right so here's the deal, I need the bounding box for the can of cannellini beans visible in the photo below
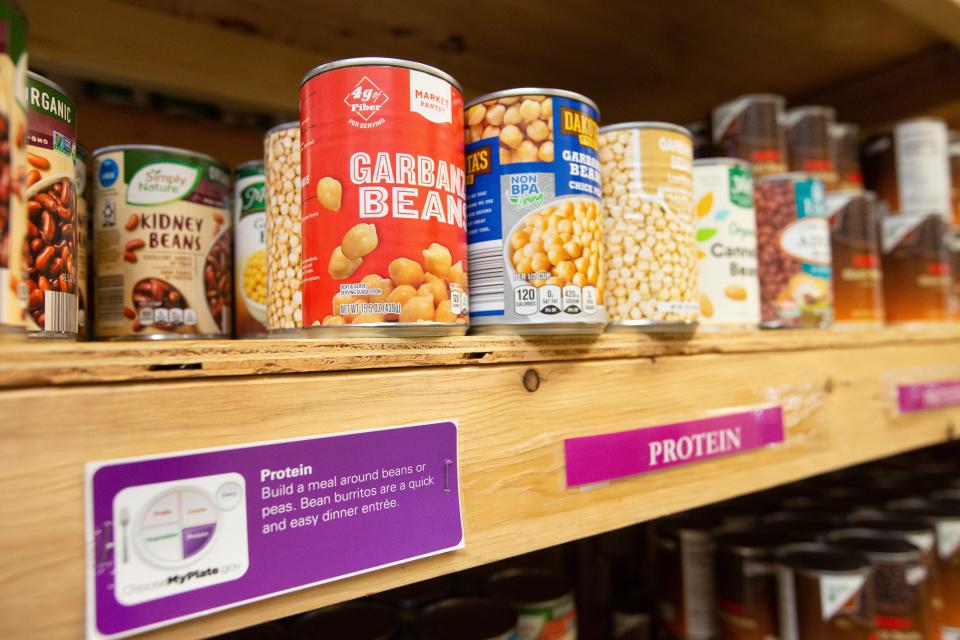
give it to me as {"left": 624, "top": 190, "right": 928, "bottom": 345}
{"left": 25, "top": 72, "right": 78, "bottom": 337}
{"left": 92, "top": 145, "right": 233, "bottom": 339}
{"left": 233, "top": 160, "right": 267, "bottom": 338}
{"left": 300, "top": 58, "right": 468, "bottom": 336}
{"left": 0, "top": 0, "right": 27, "bottom": 337}
{"left": 465, "top": 88, "right": 604, "bottom": 334}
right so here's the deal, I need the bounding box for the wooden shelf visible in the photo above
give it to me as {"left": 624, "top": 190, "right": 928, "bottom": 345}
{"left": 2, "top": 325, "right": 960, "bottom": 389}
{"left": 3, "top": 328, "right": 960, "bottom": 639}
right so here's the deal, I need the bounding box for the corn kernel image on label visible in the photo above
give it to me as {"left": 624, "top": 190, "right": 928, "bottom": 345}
{"left": 300, "top": 59, "right": 468, "bottom": 335}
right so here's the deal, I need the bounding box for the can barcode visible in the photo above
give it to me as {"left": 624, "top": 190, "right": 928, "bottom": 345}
{"left": 43, "top": 290, "right": 78, "bottom": 334}
{"left": 95, "top": 275, "right": 125, "bottom": 322}
{"left": 468, "top": 240, "right": 505, "bottom": 313}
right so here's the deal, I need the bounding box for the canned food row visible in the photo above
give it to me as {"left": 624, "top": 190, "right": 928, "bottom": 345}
{"left": 1, "top": 52, "right": 959, "bottom": 339}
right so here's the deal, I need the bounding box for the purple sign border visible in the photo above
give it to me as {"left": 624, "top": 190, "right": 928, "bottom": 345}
{"left": 564, "top": 406, "right": 785, "bottom": 487}
{"left": 85, "top": 420, "right": 463, "bottom": 639}
{"left": 897, "top": 380, "right": 960, "bottom": 413}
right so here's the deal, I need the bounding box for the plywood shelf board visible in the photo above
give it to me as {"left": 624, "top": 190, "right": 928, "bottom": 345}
{"left": 2, "top": 340, "right": 959, "bottom": 638}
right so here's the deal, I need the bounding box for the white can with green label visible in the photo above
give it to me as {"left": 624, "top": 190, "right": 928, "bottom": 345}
{"left": 233, "top": 160, "right": 267, "bottom": 338}
{"left": 693, "top": 158, "right": 761, "bottom": 330}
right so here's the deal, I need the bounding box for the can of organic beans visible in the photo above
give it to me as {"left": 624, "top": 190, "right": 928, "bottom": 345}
{"left": 300, "top": 58, "right": 468, "bottom": 335}
{"left": 0, "top": 0, "right": 26, "bottom": 337}
{"left": 418, "top": 598, "right": 519, "bottom": 640}
{"left": 829, "top": 531, "right": 931, "bottom": 639}
{"left": 599, "top": 122, "right": 697, "bottom": 331}
{"left": 264, "top": 121, "right": 302, "bottom": 333}
{"left": 785, "top": 106, "right": 838, "bottom": 189}
{"left": 233, "top": 160, "right": 267, "bottom": 338}
{"left": 832, "top": 123, "right": 864, "bottom": 190}
{"left": 754, "top": 172, "right": 833, "bottom": 328}
{"left": 465, "top": 88, "right": 604, "bottom": 334}
{"left": 826, "top": 189, "right": 884, "bottom": 326}
{"left": 863, "top": 117, "right": 952, "bottom": 219}
{"left": 712, "top": 94, "right": 788, "bottom": 178}
{"left": 880, "top": 212, "right": 953, "bottom": 324}
{"left": 25, "top": 72, "right": 78, "bottom": 338}
{"left": 92, "top": 145, "right": 232, "bottom": 340}
{"left": 776, "top": 543, "right": 874, "bottom": 640}
{"left": 75, "top": 143, "right": 90, "bottom": 339}
{"left": 487, "top": 569, "right": 577, "bottom": 640}
{"left": 692, "top": 158, "right": 760, "bottom": 330}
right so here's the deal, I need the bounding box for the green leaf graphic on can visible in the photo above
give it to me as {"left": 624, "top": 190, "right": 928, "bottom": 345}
{"left": 696, "top": 228, "right": 717, "bottom": 243}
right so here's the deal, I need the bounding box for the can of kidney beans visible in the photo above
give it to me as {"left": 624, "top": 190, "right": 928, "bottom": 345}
{"left": 0, "top": 0, "right": 26, "bottom": 337}
{"left": 600, "top": 122, "right": 698, "bottom": 331}
{"left": 264, "top": 121, "right": 302, "bottom": 333}
{"left": 233, "top": 160, "right": 267, "bottom": 338}
{"left": 830, "top": 531, "right": 931, "bottom": 639}
{"left": 785, "top": 106, "right": 838, "bottom": 189}
{"left": 777, "top": 543, "right": 874, "bottom": 640}
{"left": 754, "top": 172, "right": 833, "bottom": 328}
{"left": 25, "top": 72, "right": 78, "bottom": 338}
{"left": 488, "top": 569, "right": 577, "bottom": 640}
{"left": 465, "top": 88, "right": 604, "bottom": 334}
{"left": 92, "top": 145, "right": 232, "bottom": 340}
{"left": 863, "top": 117, "right": 952, "bottom": 219}
{"left": 826, "top": 189, "right": 884, "bottom": 326}
{"left": 418, "top": 598, "right": 519, "bottom": 640}
{"left": 75, "top": 143, "right": 90, "bottom": 339}
{"left": 300, "top": 58, "right": 468, "bottom": 336}
{"left": 880, "top": 212, "right": 953, "bottom": 324}
{"left": 692, "top": 158, "right": 760, "bottom": 330}
{"left": 832, "top": 122, "right": 864, "bottom": 191}
{"left": 712, "top": 94, "right": 788, "bottom": 178}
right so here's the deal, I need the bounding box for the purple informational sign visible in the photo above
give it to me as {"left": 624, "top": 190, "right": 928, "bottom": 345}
{"left": 564, "top": 406, "right": 785, "bottom": 487}
{"left": 897, "top": 381, "right": 960, "bottom": 413}
{"left": 85, "top": 421, "right": 463, "bottom": 639}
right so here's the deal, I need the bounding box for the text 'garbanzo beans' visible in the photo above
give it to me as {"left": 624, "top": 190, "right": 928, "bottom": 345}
{"left": 264, "top": 122, "right": 302, "bottom": 332}
{"left": 466, "top": 88, "right": 605, "bottom": 334}
{"left": 600, "top": 123, "right": 698, "bottom": 329}
{"left": 300, "top": 58, "right": 468, "bottom": 336}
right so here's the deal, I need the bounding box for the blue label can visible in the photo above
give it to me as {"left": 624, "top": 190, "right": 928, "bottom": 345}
{"left": 465, "top": 88, "right": 606, "bottom": 334}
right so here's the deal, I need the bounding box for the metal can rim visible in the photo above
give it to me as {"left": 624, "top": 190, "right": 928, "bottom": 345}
{"left": 466, "top": 88, "right": 599, "bottom": 116}
{"left": 693, "top": 157, "right": 751, "bottom": 170}
{"left": 755, "top": 170, "right": 821, "bottom": 184}
{"left": 266, "top": 121, "right": 299, "bottom": 137}
{"left": 785, "top": 105, "right": 837, "bottom": 119}
{"left": 301, "top": 57, "right": 463, "bottom": 94}
{"left": 894, "top": 115, "right": 948, "bottom": 129}
{"left": 825, "top": 188, "right": 876, "bottom": 201}
{"left": 27, "top": 71, "right": 74, "bottom": 106}
{"left": 714, "top": 93, "right": 786, "bottom": 109}
{"left": 599, "top": 121, "right": 691, "bottom": 138}
{"left": 92, "top": 144, "right": 229, "bottom": 171}
{"left": 235, "top": 159, "right": 264, "bottom": 172}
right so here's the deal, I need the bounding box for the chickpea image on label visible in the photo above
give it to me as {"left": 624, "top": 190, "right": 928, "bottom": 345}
{"left": 317, "top": 176, "right": 342, "bottom": 212}
{"left": 507, "top": 199, "right": 604, "bottom": 297}
{"left": 328, "top": 245, "right": 362, "bottom": 279}
{"left": 389, "top": 257, "right": 425, "bottom": 288}
{"left": 423, "top": 243, "right": 452, "bottom": 278}
{"left": 341, "top": 222, "right": 379, "bottom": 260}
{"left": 465, "top": 95, "right": 555, "bottom": 164}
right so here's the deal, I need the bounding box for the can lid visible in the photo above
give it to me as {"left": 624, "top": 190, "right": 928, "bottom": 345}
{"left": 693, "top": 157, "right": 752, "bottom": 170}
{"left": 714, "top": 93, "right": 786, "bottom": 111}
{"left": 777, "top": 542, "right": 871, "bottom": 574}
{"left": 466, "top": 88, "right": 599, "bottom": 116}
{"left": 599, "top": 121, "right": 691, "bottom": 138}
{"left": 418, "top": 598, "right": 518, "bottom": 640}
{"left": 755, "top": 170, "right": 821, "bottom": 184}
{"left": 301, "top": 57, "right": 463, "bottom": 94}
{"left": 27, "top": 71, "right": 73, "bottom": 104}
{"left": 266, "top": 121, "right": 299, "bottom": 137}
{"left": 846, "top": 516, "right": 934, "bottom": 537}
{"left": 895, "top": 115, "right": 948, "bottom": 129}
{"left": 829, "top": 529, "right": 923, "bottom": 561}
{"left": 889, "top": 497, "right": 960, "bottom": 521}
{"left": 831, "top": 122, "right": 860, "bottom": 136}
{"left": 655, "top": 510, "right": 724, "bottom": 535}
{"left": 784, "top": 105, "right": 837, "bottom": 122}
{"left": 714, "top": 530, "right": 811, "bottom": 557}
{"left": 91, "top": 144, "right": 229, "bottom": 169}
{"left": 487, "top": 569, "right": 572, "bottom": 606}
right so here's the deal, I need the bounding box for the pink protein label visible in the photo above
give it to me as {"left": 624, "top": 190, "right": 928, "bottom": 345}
{"left": 564, "top": 406, "right": 784, "bottom": 487}
{"left": 897, "top": 381, "right": 960, "bottom": 413}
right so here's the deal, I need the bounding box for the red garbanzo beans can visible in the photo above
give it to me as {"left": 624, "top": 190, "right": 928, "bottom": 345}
{"left": 300, "top": 57, "right": 469, "bottom": 336}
